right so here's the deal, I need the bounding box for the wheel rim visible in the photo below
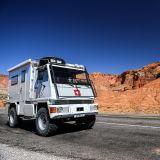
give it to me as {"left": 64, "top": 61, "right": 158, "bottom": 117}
{"left": 38, "top": 113, "right": 47, "bottom": 131}
{"left": 9, "top": 111, "right": 14, "bottom": 125}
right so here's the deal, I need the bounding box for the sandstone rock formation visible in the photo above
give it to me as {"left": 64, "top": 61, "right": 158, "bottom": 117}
{"left": 0, "top": 75, "right": 8, "bottom": 107}
{"left": 90, "top": 62, "right": 160, "bottom": 113}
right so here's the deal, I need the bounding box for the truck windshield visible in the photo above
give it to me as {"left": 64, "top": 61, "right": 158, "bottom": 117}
{"left": 51, "top": 66, "right": 90, "bottom": 85}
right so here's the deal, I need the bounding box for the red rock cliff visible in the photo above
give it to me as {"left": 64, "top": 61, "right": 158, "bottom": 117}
{"left": 0, "top": 75, "right": 8, "bottom": 107}
{"left": 90, "top": 62, "right": 160, "bottom": 113}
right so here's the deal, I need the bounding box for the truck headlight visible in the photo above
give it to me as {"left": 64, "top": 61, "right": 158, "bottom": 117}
{"left": 57, "top": 107, "right": 69, "bottom": 113}
{"left": 90, "top": 105, "right": 98, "bottom": 111}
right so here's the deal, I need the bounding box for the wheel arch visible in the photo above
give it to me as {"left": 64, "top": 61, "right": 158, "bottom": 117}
{"left": 37, "top": 102, "right": 49, "bottom": 113}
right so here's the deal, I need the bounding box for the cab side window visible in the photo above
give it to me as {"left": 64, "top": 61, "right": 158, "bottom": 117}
{"left": 37, "top": 70, "right": 48, "bottom": 82}
{"left": 43, "top": 70, "right": 48, "bottom": 82}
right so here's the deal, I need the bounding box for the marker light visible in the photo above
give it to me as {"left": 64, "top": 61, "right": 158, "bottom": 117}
{"left": 50, "top": 107, "right": 57, "bottom": 113}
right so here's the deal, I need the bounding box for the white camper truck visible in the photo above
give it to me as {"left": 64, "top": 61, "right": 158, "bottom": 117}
{"left": 7, "top": 57, "right": 98, "bottom": 136}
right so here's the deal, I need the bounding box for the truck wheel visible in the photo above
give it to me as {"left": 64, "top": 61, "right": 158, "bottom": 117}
{"left": 8, "top": 107, "right": 19, "bottom": 128}
{"left": 76, "top": 115, "right": 96, "bottom": 129}
{"left": 85, "top": 116, "right": 96, "bottom": 129}
{"left": 35, "top": 108, "right": 57, "bottom": 137}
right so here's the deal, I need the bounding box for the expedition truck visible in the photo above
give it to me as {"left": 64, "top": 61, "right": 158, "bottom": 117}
{"left": 6, "top": 57, "right": 98, "bottom": 136}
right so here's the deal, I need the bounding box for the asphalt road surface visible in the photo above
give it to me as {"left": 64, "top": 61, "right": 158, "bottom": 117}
{"left": 0, "top": 109, "right": 160, "bottom": 160}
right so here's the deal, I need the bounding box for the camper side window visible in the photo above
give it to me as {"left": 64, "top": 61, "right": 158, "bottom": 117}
{"left": 21, "top": 70, "right": 26, "bottom": 83}
{"left": 11, "top": 75, "right": 18, "bottom": 85}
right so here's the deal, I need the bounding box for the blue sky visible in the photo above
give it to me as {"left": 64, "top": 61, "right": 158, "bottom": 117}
{"left": 0, "top": 0, "right": 159, "bottom": 75}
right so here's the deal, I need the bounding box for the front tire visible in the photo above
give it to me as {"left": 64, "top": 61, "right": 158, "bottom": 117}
{"left": 8, "top": 107, "right": 19, "bottom": 128}
{"left": 76, "top": 115, "right": 96, "bottom": 129}
{"left": 35, "top": 108, "right": 58, "bottom": 137}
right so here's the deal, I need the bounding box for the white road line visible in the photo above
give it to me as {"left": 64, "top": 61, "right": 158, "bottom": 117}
{"left": 96, "top": 122, "right": 160, "bottom": 129}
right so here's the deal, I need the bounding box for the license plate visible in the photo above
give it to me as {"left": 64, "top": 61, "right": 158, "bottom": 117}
{"left": 74, "top": 114, "right": 85, "bottom": 118}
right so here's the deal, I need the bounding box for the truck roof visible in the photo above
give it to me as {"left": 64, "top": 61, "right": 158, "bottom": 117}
{"left": 8, "top": 59, "right": 38, "bottom": 72}
{"left": 8, "top": 59, "right": 85, "bottom": 72}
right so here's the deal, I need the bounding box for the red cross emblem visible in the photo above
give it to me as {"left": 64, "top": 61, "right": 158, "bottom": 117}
{"left": 74, "top": 89, "right": 81, "bottom": 96}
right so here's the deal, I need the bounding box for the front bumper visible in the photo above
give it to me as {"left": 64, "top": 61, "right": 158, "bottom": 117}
{"left": 51, "top": 112, "right": 97, "bottom": 120}
{"left": 48, "top": 103, "right": 98, "bottom": 119}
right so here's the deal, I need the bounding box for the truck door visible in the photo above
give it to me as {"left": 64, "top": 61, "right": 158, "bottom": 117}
{"left": 35, "top": 67, "right": 50, "bottom": 98}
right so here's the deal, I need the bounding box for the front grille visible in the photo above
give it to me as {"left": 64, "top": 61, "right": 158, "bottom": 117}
{"left": 54, "top": 100, "right": 93, "bottom": 105}
{"left": 77, "top": 107, "right": 84, "bottom": 111}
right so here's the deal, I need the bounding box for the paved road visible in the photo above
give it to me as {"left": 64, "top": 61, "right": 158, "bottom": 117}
{"left": 0, "top": 109, "right": 160, "bottom": 160}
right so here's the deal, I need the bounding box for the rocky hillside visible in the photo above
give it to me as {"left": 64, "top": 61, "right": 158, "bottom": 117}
{"left": 0, "top": 75, "right": 8, "bottom": 107}
{"left": 90, "top": 62, "right": 160, "bottom": 113}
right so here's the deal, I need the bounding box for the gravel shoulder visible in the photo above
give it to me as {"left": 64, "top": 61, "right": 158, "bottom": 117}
{"left": 0, "top": 143, "right": 73, "bottom": 160}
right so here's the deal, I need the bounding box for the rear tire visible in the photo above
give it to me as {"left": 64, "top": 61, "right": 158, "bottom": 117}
{"left": 35, "top": 108, "right": 58, "bottom": 137}
{"left": 8, "top": 107, "right": 19, "bottom": 128}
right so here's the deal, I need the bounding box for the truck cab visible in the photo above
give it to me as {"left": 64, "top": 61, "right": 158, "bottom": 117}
{"left": 7, "top": 57, "right": 98, "bottom": 136}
